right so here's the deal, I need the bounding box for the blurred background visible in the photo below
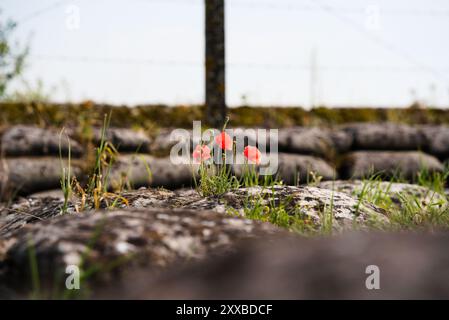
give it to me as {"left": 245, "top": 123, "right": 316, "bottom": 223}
{"left": 1, "top": 0, "right": 449, "bottom": 108}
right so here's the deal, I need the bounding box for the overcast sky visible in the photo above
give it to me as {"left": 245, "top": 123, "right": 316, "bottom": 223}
{"left": 2, "top": 0, "right": 449, "bottom": 107}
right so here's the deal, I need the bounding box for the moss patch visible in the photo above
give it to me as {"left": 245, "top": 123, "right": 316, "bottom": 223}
{"left": 2, "top": 102, "right": 449, "bottom": 130}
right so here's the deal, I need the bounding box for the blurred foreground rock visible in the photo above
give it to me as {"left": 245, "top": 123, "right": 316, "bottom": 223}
{"left": 106, "top": 232, "right": 449, "bottom": 299}
{"left": 0, "top": 207, "right": 282, "bottom": 297}
{"left": 0, "top": 181, "right": 437, "bottom": 299}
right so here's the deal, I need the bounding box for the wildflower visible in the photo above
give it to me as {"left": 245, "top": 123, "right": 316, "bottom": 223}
{"left": 192, "top": 144, "right": 211, "bottom": 163}
{"left": 243, "top": 146, "right": 262, "bottom": 164}
{"left": 215, "top": 131, "right": 233, "bottom": 150}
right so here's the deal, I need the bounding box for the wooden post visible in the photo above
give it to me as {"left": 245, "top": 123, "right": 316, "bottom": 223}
{"left": 205, "top": 0, "right": 226, "bottom": 127}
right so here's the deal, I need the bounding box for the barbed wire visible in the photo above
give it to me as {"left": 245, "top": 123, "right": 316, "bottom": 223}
{"left": 311, "top": 0, "right": 449, "bottom": 84}
{"left": 14, "top": 0, "right": 449, "bottom": 24}
{"left": 12, "top": 0, "right": 449, "bottom": 84}
{"left": 17, "top": 0, "right": 67, "bottom": 24}
{"left": 134, "top": 0, "right": 449, "bottom": 17}
{"left": 30, "top": 54, "right": 449, "bottom": 73}
{"left": 226, "top": 0, "right": 449, "bottom": 17}
{"left": 31, "top": 54, "right": 200, "bottom": 66}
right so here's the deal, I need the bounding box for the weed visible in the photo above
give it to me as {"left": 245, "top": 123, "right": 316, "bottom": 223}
{"left": 416, "top": 164, "right": 449, "bottom": 194}
{"left": 194, "top": 118, "right": 240, "bottom": 196}
{"left": 229, "top": 188, "right": 293, "bottom": 228}
{"left": 59, "top": 128, "right": 72, "bottom": 214}
{"left": 194, "top": 118, "right": 282, "bottom": 196}
{"left": 59, "top": 113, "right": 129, "bottom": 211}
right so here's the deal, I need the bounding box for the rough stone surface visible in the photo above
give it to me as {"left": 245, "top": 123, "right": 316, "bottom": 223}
{"left": 0, "top": 207, "right": 282, "bottom": 296}
{"left": 106, "top": 232, "right": 449, "bottom": 299}
{"left": 0, "top": 197, "right": 68, "bottom": 237}
{"left": 318, "top": 180, "right": 447, "bottom": 209}
{"left": 340, "top": 151, "right": 444, "bottom": 180}
{"left": 0, "top": 183, "right": 391, "bottom": 297}
{"left": 123, "top": 187, "right": 202, "bottom": 209}
{"left": 181, "top": 186, "right": 389, "bottom": 230}
{"left": 0, "top": 188, "right": 184, "bottom": 237}
{"left": 1, "top": 125, "right": 83, "bottom": 157}
{"left": 0, "top": 185, "right": 389, "bottom": 239}
{"left": 0, "top": 157, "right": 82, "bottom": 196}
{"left": 131, "top": 186, "right": 390, "bottom": 230}
{"left": 343, "top": 123, "right": 426, "bottom": 151}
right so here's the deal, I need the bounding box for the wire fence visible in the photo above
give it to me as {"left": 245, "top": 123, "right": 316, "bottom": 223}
{"left": 6, "top": 0, "right": 449, "bottom": 107}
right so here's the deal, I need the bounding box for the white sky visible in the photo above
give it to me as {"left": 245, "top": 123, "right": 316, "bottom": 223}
{"left": 2, "top": 0, "right": 449, "bottom": 107}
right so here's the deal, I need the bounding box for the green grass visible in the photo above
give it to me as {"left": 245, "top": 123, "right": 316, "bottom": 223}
{"left": 59, "top": 128, "right": 72, "bottom": 214}
{"left": 222, "top": 164, "right": 449, "bottom": 236}
{"left": 188, "top": 120, "right": 449, "bottom": 235}
{"left": 341, "top": 168, "right": 449, "bottom": 232}
{"left": 225, "top": 184, "right": 339, "bottom": 236}
{"left": 59, "top": 112, "right": 129, "bottom": 212}
{"left": 195, "top": 163, "right": 240, "bottom": 197}
{"left": 55, "top": 113, "right": 449, "bottom": 235}
{"left": 416, "top": 163, "right": 449, "bottom": 195}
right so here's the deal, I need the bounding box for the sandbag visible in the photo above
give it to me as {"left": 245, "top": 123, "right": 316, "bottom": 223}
{"left": 0, "top": 157, "right": 82, "bottom": 196}
{"left": 232, "top": 153, "right": 336, "bottom": 185}
{"left": 343, "top": 123, "right": 426, "bottom": 150}
{"left": 1, "top": 125, "right": 83, "bottom": 157}
{"left": 419, "top": 125, "right": 449, "bottom": 158}
{"left": 107, "top": 154, "right": 195, "bottom": 189}
{"left": 91, "top": 127, "right": 151, "bottom": 153}
{"left": 278, "top": 127, "right": 352, "bottom": 158}
{"left": 340, "top": 151, "right": 443, "bottom": 180}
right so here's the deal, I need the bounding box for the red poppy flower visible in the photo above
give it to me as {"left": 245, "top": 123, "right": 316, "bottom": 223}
{"left": 215, "top": 131, "right": 233, "bottom": 150}
{"left": 192, "top": 144, "right": 211, "bottom": 163}
{"left": 243, "top": 146, "right": 262, "bottom": 164}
